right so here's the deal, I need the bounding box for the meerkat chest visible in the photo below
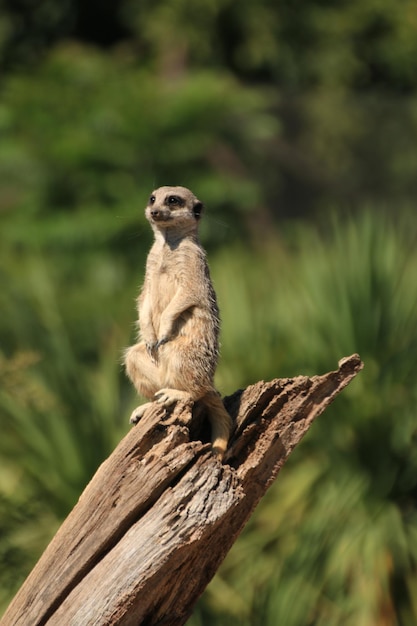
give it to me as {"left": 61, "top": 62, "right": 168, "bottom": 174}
{"left": 149, "top": 247, "right": 182, "bottom": 305}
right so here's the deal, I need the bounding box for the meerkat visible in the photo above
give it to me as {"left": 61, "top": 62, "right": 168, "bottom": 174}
{"left": 124, "top": 186, "right": 232, "bottom": 459}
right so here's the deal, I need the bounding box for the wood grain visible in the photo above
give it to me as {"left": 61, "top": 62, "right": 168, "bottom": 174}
{"left": 1, "top": 354, "right": 363, "bottom": 626}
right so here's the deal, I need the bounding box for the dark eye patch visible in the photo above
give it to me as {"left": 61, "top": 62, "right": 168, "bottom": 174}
{"left": 149, "top": 195, "right": 156, "bottom": 205}
{"left": 166, "top": 195, "right": 185, "bottom": 207}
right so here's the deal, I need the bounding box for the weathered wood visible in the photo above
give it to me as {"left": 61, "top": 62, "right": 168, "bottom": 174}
{"left": 1, "top": 354, "right": 363, "bottom": 626}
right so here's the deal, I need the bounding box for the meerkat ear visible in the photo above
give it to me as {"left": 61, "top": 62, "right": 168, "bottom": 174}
{"left": 193, "top": 201, "right": 203, "bottom": 220}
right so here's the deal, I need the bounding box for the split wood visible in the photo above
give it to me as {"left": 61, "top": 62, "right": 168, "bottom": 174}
{"left": 1, "top": 353, "right": 363, "bottom": 626}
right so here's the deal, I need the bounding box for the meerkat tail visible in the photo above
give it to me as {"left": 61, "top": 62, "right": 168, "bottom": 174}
{"left": 202, "top": 391, "right": 233, "bottom": 460}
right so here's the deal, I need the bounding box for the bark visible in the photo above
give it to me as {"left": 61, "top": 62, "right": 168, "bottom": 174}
{"left": 1, "top": 354, "right": 363, "bottom": 626}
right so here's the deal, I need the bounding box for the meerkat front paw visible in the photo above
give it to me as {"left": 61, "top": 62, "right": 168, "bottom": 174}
{"left": 129, "top": 402, "right": 153, "bottom": 424}
{"left": 154, "top": 388, "right": 192, "bottom": 407}
{"left": 145, "top": 337, "right": 170, "bottom": 362}
{"left": 145, "top": 341, "right": 159, "bottom": 363}
{"left": 155, "top": 336, "right": 169, "bottom": 349}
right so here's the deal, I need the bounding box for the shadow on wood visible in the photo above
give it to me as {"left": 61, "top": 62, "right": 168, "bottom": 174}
{"left": 1, "top": 354, "right": 363, "bottom": 626}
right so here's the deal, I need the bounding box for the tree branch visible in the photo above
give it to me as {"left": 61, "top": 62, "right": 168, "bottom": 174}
{"left": 1, "top": 354, "right": 363, "bottom": 626}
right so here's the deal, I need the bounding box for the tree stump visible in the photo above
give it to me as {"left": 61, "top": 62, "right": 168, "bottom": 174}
{"left": 1, "top": 354, "right": 363, "bottom": 626}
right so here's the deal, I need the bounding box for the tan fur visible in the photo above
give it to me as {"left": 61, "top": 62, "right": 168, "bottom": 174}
{"left": 124, "top": 186, "right": 232, "bottom": 459}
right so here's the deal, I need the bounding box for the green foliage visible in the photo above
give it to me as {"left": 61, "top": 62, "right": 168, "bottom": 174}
{"left": 0, "top": 44, "right": 275, "bottom": 254}
{"left": 189, "top": 211, "right": 417, "bottom": 626}
{"left": 123, "top": 0, "right": 417, "bottom": 90}
{"left": 0, "top": 485, "right": 59, "bottom": 613}
{"left": 5, "top": 0, "right": 417, "bottom": 91}
{"left": 0, "top": 242, "right": 133, "bottom": 610}
{"left": 0, "top": 257, "right": 129, "bottom": 513}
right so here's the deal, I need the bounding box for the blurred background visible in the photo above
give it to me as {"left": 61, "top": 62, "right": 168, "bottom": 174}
{"left": 1, "top": 0, "right": 417, "bottom": 623}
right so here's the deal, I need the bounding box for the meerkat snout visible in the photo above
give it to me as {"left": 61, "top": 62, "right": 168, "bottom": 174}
{"left": 150, "top": 209, "right": 164, "bottom": 220}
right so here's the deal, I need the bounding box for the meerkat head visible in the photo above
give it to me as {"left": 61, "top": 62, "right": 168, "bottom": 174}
{"left": 145, "top": 186, "right": 203, "bottom": 234}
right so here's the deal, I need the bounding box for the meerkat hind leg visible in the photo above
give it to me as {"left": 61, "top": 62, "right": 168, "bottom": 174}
{"left": 154, "top": 388, "right": 193, "bottom": 407}
{"left": 129, "top": 402, "right": 154, "bottom": 424}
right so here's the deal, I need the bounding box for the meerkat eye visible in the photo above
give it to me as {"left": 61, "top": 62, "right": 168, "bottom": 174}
{"left": 149, "top": 195, "right": 156, "bottom": 205}
{"left": 168, "top": 195, "right": 181, "bottom": 206}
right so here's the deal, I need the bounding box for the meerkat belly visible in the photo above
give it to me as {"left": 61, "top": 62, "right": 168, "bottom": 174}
{"left": 174, "top": 307, "right": 208, "bottom": 339}
{"left": 159, "top": 306, "right": 219, "bottom": 392}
